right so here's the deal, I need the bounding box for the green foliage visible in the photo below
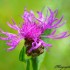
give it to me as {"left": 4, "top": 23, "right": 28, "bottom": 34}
{"left": 26, "top": 59, "right": 30, "bottom": 70}
{"left": 31, "top": 57, "right": 38, "bottom": 70}
{"left": 19, "top": 46, "right": 26, "bottom": 62}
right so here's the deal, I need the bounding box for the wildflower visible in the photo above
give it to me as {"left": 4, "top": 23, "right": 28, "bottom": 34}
{"left": 0, "top": 8, "right": 70, "bottom": 56}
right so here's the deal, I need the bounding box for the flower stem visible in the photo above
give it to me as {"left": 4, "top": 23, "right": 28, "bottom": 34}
{"left": 26, "top": 59, "right": 30, "bottom": 70}
{"left": 31, "top": 57, "right": 38, "bottom": 70}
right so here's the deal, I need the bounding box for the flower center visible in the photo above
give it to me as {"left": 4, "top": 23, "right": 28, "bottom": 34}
{"left": 25, "top": 38, "right": 44, "bottom": 57}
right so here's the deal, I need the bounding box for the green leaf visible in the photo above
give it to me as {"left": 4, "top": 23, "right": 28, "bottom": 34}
{"left": 19, "top": 46, "right": 26, "bottom": 62}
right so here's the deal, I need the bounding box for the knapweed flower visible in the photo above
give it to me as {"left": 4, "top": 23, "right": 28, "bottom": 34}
{"left": 0, "top": 8, "right": 70, "bottom": 56}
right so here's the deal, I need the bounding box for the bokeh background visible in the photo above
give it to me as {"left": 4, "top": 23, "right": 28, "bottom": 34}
{"left": 0, "top": 0, "right": 70, "bottom": 70}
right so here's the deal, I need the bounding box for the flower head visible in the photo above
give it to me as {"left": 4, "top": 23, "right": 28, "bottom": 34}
{"left": 0, "top": 8, "right": 70, "bottom": 56}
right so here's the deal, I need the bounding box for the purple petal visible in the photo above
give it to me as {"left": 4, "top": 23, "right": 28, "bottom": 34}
{"left": 46, "top": 32, "right": 70, "bottom": 39}
{"left": 0, "top": 29, "right": 21, "bottom": 50}
{"left": 47, "top": 8, "right": 54, "bottom": 25}
{"left": 0, "top": 29, "right": 17, "bottom": 38}
{"left": 54, "top": 9, "right": 58, "bottom": 16}
{"left": 37, "top": 11, "right": 44, "bottom": 22}
{"left": 41, "top": 40, "right": 52, "bottom": 47}
{"left": 51, "top": 30, "right": 56, "bottom": 35}
{"left": 53, "top": 20, "right": 66, "bottom": 28}
{"left": 7, "top": 38, "right": 21, "bottom": 51}
{"left": 7, "top": 22, "right": 20, "bottom": 31}
{"left": 51, "top": 16, "right": 63, "bottom": 28}
{"left": 22, "top": 10, "right": 35, "bottom": 23}
{"left": 0, "top": 37, "right": 9, "bottom": 40}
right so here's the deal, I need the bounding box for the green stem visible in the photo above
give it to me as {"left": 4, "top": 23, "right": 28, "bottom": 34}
{"left": 31, "top": 57, "right": 38, "bottom": 70}
{"left": 26, "top": 59, "right": 30, "bottom": 70}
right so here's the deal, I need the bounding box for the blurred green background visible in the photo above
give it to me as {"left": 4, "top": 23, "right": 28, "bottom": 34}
{"left": 0, "top": 0, "right": 70, "bottom": 70}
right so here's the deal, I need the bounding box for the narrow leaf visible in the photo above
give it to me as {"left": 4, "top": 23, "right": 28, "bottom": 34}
{"left": 19, "top": 46, "right": 26, "bottom": 62}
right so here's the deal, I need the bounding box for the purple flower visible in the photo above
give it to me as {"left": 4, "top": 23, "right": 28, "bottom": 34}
{"left": 0, "top": 8, "right": 70, "bottom": 56}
